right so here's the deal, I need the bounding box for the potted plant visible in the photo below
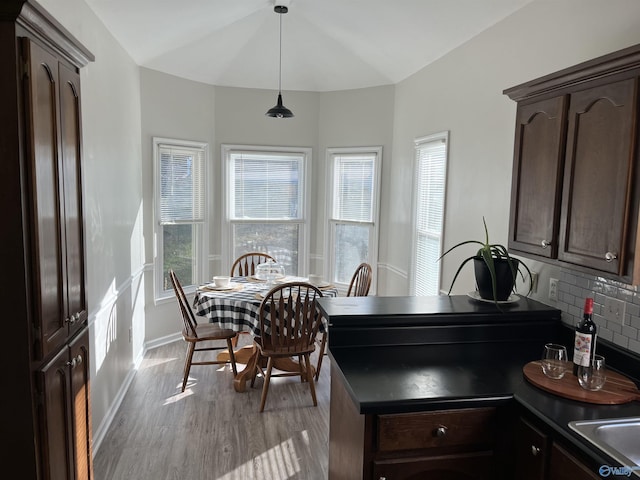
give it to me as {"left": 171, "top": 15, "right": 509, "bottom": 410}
{"left": 438, "top": 217, "right": 533, "bottom": 303}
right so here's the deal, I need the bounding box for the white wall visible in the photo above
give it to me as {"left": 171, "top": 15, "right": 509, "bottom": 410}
{"left": 38, "top": 0, "right": 144, "bottom": 451}
{"left": 139, "top": 68, "right": 216, "bottom": 342}
{"left": 388, "top": 0, "right": 640, "bottom": 297}
{"left": 213, "top": 86, "right": 321, "bottom": 275}
{"left": 317, "top": 86, "right": 395, "bottom": 288}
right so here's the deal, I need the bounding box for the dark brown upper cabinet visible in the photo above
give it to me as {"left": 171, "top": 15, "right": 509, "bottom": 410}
{"left": 504, "top": 44, "right": 640, "bottom": 284}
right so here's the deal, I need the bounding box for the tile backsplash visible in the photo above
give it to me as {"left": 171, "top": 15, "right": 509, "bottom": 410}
{"left": 552, "top": 270, "right": 640, "bottom": 355}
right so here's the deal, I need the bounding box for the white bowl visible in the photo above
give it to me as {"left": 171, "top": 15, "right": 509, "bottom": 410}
{"left": 213, "top": 276, "right": 230, "bottom": 288}
{"left": 308, "top": 274, "right": 323, "bottom": 286}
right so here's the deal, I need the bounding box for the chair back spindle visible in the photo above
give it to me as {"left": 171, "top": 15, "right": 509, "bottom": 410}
{"left": 347, "top": 262, "right": 373, "bottom": 297}
{"left": 231, "top": 252, "right": 276, "bottom": 277}
{"left": 169, "top": 270, "right": 199, "bottom": 338}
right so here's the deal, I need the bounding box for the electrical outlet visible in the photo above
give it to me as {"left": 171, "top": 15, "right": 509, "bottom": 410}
{"left": 549, "top": 278, "right": 558, "bottom": 301}
{"left": 604, "top": 297, "right": 626, "bottom": 325}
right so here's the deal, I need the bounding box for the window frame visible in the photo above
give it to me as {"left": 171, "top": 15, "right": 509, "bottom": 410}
{"left": 410, "top": 131, "right": 449, "bottom": 296}
{"left": 153, "top": 137, "right": 209, "bottom": 302}
{"left": 325, "top": 146, "right": 382, "bottom": 293}
{"left": 221, "top": 144, "right": 311, "bottom": 276}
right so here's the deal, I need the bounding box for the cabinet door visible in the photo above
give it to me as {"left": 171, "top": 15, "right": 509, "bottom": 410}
{"left": 549, "top": 443, "right": 600, "bottom": 480}
{"left": 509, "top": 96, "right": 567, "bottom": 258}
{"left": 558, "top": 79, "right": 637, "bottom": 274}
{"left": 39, "top": 345, "right": 75, "bottom": 480}
{"left": 58, "top": 63, "right": 87, "bottom": 337}
{"left": 23, "top": 38, "right": 66, "bottom": 359}
{"left": 38, "top": 328, "right": 92, "bottom": 480}
{"left": 514, "top": 417, "right": 549, "bottom": 480}
{"left": 69, "top": 329, "right": 93, "bottom": 480}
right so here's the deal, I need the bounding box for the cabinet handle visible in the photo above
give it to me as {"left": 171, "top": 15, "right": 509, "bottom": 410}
{"left": 531, "top": 445, "right": 541, "bottom": 456}
{"left": 605, "top": 252, "right": 618, "bottom": 262}
{"left": 64, "top": 316, "right": 70, "bottom": 325}
{"left": 435, "top": 426, "right": 448, "bottom": 437}
{"left": 66, "top": 355, "right": 83, "bottom": 369}
{"left": 541, "top": 240, "right": 551, "bottom": 249}
{"left": 69, "top": 314, "right": 76, "bottom": 324}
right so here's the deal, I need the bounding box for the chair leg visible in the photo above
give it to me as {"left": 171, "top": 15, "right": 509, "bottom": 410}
{"left": 315, "top": 332, "right": 327, "bottom": 381}
{"left": 298, "top": 355, "right": 305, "bottom": 383}
{"left": 304, "top": 354, "right": 318, "bottom": 407}
{"left": 226, "top": 338, "right": 238, "bottom": 375}
{"left": 231, "top": 333, "right": 240, "bottom": 348}
{"left": 259, "top": 357, "right": 274, "bottom": 413}
{"left": 182, "top": 341, "right": 196, "bottom": 392}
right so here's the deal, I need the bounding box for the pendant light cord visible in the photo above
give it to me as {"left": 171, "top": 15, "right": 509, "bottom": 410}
{"left": 278, "top": 12, "right": 283, "bottom": 94}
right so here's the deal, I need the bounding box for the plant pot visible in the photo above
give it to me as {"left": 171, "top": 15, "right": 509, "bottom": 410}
{"left": 473, "top": 256, "right": 518, "bottom": 301}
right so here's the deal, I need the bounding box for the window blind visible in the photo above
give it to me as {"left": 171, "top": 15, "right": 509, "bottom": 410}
{"left": 159, "top": 144, "right": 205, "bottom": 224}
{"left": 332, "top": 153, "right": 375, "bottom": 222}
{"left": 414, "top": 136, "right": 447, "bottom": 296}
{"left": 229, "top": 152, "right": 303, "bottom": 220}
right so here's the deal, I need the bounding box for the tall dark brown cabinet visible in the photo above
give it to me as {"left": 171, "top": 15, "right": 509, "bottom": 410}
{"left": 0, "top": 1, "right": 94, "bottom": 479}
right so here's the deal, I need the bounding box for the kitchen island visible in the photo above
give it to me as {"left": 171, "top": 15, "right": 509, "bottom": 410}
{"left": 317, "top": 295, "right": 640, "bottom": 480}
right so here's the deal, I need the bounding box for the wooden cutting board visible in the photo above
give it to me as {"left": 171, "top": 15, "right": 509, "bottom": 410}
{"left": 523, "top": 360, "right": 640, "bottom": 405}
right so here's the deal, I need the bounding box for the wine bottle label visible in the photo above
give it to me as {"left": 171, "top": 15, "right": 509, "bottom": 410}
{"left": 573, "top": 332, "right": 593, "bottom": 367}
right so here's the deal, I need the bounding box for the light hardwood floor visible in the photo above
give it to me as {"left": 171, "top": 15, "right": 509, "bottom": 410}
{"left": 93, "top": 337, "right": 330, "bottom": 479}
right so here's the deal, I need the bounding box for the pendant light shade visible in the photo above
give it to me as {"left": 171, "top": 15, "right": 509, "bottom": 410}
{"left": 266, "top": 5, "right": 294, "bottom": 118}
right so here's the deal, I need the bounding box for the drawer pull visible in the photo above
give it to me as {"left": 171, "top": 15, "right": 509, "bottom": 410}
{"left": 605, "top": 251, "right": 617, "bottom": 262}
{"left": 541, "top": 240, "right": 551, "bottom": 249}
{"left": 435, "top": 426, "right": 448, "bottom": 437}
{"left": 531, "top": 445, "right": 541, "bottom": 456}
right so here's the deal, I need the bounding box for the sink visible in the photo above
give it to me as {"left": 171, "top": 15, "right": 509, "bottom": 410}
{"left": 569, "top": 417, "right": 640, "bottom": 476}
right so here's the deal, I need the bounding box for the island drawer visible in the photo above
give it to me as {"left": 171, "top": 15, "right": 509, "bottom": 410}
{"left": 376, "top": 407, "right": 497, "bottom": 452}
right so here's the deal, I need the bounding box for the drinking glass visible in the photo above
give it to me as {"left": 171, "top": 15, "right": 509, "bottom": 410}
{"left": 541, "top": 343, "right": 568, "bottom": 379}
{"left": 577, "top": 355, "right": 606, "bottom": 391}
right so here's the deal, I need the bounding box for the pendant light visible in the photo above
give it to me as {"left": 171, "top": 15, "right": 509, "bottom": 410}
{"left": 266, "top": 5, "right": 294, "bottom": 118}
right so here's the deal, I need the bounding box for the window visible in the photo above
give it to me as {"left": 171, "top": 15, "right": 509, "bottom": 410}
{"left": 327, "top": 147, "right": 381, "bottom": 290}
{"left": 223, "top": 145, "right": 310, "bottom": 276}
{"left": 154, "top": 138, "right": 207, "bottom": 299}
{"left": 411, "top": 132, "right": 448, "bottom": 296}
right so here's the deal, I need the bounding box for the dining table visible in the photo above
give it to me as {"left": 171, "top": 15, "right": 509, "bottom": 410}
{"left": 193, "top": 275, "right": 338, "bottom": 392}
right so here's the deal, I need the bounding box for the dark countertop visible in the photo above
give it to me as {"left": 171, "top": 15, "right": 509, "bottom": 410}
{"left": 329, "top": 342, "right": 540, "bottom": 414}
{"left": 515, "top": 377, "right": 640, "bottom": 471}
{"left": 318, "top": 294, "right": 560, "bottom": 327}
{"left": 323, "top": 294, "right": 640, "bottom": 472}
{"left": 329, "top": 340, "right": 640, "bottom": 472}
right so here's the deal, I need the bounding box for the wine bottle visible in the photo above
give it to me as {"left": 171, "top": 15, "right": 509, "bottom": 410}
{"left": 573, "top": 297, "right": 597, "bottom": 375}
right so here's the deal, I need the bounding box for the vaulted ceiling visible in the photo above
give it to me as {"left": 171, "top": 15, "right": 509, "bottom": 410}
{"left": 86, "top": 0, "right": 532, "bottom": 92}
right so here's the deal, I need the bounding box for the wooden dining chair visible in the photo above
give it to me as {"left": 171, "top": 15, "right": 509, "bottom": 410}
{"left": 169, "top": 270, "right": 238, "bottom": 392}
{"left": 315, "top": 262, "right": 373, "bottom": 381}
{"left": 229, "top": 252, "right": 276, "bottom": 347}
{"left": 252, "top": 282, "right": 324, "bottom": 412}
{"left": 230, "top": 252, "right": 276, "bottom": 277}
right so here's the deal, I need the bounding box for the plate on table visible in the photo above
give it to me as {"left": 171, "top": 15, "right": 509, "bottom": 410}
{"left": 467, "top": 291, "right": 519, "bottom": 304}
{"left": 202, "top": 282, "right": 240, "bottom": 292}
{"left": 275, "top": 276, "right": 306, "bottom": 284}
{"left": 312, "top": 281, "right": 332, "bottom": 289}
{"left": 248, "top": 274, "right": 286, "bottom": 283}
